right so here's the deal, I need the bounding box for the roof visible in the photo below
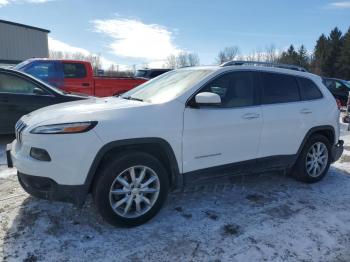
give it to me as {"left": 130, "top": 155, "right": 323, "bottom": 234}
{"left": 0, "top": 19, "right": 50, "bottom": 33}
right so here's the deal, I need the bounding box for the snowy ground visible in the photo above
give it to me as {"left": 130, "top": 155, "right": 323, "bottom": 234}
{"left": 1, "top": 126, "right": 350, "bottom": 261}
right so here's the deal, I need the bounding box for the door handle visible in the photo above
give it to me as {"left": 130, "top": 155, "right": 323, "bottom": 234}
{"left": 300, "top": 108, "right": 312, "bottom": 114}
{"left": 242, "top": 113, "right": 260, "bottom": 119}
{"left": 82, "top": 83, "right": 90, "bottom": 87}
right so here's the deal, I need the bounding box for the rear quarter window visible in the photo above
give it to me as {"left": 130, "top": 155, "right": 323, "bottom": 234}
{"left": 297, "top": 77, "right": 323, "bottom": 100}
{"left": 63, "top": 63, "right": 87, "bottom": 78}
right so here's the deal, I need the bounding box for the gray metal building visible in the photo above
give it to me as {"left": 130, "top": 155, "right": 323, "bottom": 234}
{"left": 0, "top": 19, "right": 50, "bottom": 65}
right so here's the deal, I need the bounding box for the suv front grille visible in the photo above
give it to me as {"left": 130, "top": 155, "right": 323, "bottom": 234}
{"left": 15, "top": 120, "right": 27, "bottom": 144}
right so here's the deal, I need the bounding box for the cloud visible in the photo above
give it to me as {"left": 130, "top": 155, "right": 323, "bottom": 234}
{"left": 48, "top": 37, "right": 120, "bottom": 70}
{"left": 92, "top": 18, "right": 182, "bottom": 61}
{"left": 49, "top": 37, "right": 90, "bottom": 56}
{"left": 326, "top": 1, "right": 350, "bottom": 9}
{"left": 0, "top": 0, "right": 52, "bottom": 7}
{"left": 0, "top": 0, "right": 10, "bottom": 6}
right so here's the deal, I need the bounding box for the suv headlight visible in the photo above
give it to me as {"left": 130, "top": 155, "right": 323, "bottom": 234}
{"left": 30, "top": 121, "right": 97, "bottom": 134}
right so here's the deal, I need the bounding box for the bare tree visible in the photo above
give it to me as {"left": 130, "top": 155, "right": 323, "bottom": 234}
{"left": 242, "top": 45, "right": 281, "bottom": 63}
{"left": 187, "top": 53, "right": 200, "bottom": 66}
{"left": 165, "top": 55, "right": 177, "bottom": 69}
{"left": 164, "top": 52, "right": 200, "bottom": 69}
{"left": 177, "top": 52, "right": 189, "bottom": 68}
{"left": 265, "top": 45, "right": 279, "bottom": 63}
{"left": 49, "top": 50, "right": 102, "bottom": 74}
{"left": 216, "top": 46, "right": 240, "bottom": 64}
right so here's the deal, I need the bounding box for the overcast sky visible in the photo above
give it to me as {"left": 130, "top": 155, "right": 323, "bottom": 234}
{"left": 0, "top": 0, "right": 350, "bottom": 69}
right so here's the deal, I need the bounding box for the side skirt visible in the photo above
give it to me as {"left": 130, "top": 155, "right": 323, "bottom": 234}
{"left": 182, "top": 155, "right": 297, "bottom": 185}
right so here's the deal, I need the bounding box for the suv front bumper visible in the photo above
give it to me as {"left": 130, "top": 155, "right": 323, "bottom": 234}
{"left": 332, "top": 140, "right": 344, "bottom": 162}
{"left": 17, "top": 172, "right": 88, "bottom": 206}
{"left": 7, "top": 142, "right": 89, "bottom": 206}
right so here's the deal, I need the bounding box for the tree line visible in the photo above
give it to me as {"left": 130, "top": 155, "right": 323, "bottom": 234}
{"left": 214, "top": 26, "right": 350, "bottom": 80}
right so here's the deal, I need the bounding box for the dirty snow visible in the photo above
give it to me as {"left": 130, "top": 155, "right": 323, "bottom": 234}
{"left": 1, "top": 124, "right": 350, "bottom": 261}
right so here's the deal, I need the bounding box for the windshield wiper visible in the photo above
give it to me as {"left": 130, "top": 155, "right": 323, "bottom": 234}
{"left": 122, "top": 96, "right": 144, "bottom": 102}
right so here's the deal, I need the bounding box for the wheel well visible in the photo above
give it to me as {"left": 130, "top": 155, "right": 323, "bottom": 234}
{"left": 312, "top": 129, "right": 335, "bottom": 144}
{"left": 296, "top": 126, "right": 336, "bottom": 158}
{"left": 89, "top": 142, "right": 177, "bottom": 193}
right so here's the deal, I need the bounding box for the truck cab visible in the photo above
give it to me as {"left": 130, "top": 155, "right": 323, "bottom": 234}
{"left": 14, "top": 59, "right": 147, "bottom": 97}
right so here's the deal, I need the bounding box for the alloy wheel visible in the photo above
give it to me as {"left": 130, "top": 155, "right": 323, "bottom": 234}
{"left": 109, "top": 166, "right": 160, "bottom": 218}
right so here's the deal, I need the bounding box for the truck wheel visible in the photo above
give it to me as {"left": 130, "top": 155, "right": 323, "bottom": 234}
{"left": 292, "top": 134, "right": 331, "bottom": 183}
{"left": 93, "top": 151, "right": 169, "bottom": 227}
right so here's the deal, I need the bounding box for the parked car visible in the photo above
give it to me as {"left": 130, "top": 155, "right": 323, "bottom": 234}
{"left": 14, "top": 59, "right": 148, "bottom": 97}
{"left": 323, "top": 77, "right": 350, "bottom": 106}
{"left": 7, "top": 62, "right": 343, "bottom": 226}
{"left": 135, "top": 68, "right": 172, "bottom": 79}
{"left": 0, "top": 68, "right": 88, "bottom": 134}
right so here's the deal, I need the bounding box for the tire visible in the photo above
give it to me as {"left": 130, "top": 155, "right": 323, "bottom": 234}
{"left": 93, "top": 151, "right": 169, "bottom": 227}
{"left": 292, "top": 134, "right": 331, "bottom": 183}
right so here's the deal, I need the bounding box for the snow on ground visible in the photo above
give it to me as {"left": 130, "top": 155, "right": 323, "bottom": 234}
{"left": 1, "top": 124, "right": 350, "bottom": 261}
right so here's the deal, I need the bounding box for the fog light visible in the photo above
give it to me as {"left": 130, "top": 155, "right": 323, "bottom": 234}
{"left": 30, "top": 147, "right": 51, "bottom": 161}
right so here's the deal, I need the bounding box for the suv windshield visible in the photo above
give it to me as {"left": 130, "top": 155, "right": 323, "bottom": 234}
{"left": 121, "top": 69, "right": 214, "bottom": 103}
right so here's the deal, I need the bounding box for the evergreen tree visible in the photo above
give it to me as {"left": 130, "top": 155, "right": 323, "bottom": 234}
{"left": 324, "top": 27, "right": 343, "bottom": 77}
{"left": 297, "top": 45, "right": 309, "bottom": 69}
{"left": 312, "top": 34, "right": 329, "bottom": 75}
{"left": 337, "top": 27, "right": 350, "bottom": 80}
{"left": 279, "top": 45, "right": 299, "bottom": 65}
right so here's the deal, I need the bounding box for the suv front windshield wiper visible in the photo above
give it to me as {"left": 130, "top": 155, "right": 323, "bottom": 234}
{"left": 121, "top": 96, "right": 144, "bottom": 102}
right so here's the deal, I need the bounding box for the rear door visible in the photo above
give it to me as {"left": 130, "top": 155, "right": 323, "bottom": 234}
{"left": 62, "top": 62, "right": 94, "bottom": 95}
{"left": 258, "top": 72, "right": 305, "bottom": 163}
{"left": 0, "top": 72, "right": 55, "bottom": 134}
{"left": 296, "top": 76, "right": 325, "bottom": 130}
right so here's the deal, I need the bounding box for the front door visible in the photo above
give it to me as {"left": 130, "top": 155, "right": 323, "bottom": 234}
{"left": 182, "top": 71, "right": 263, "bottom": 173}
{"left": 0, "top": 72, "right": 55, "bottom": 134}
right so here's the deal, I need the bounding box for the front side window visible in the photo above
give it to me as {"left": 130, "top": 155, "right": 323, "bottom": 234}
{"left": 23, "top": 62, "right": 50, "bottom": 79}
{"left": 0, "top": 73, "right": 41, "bottom": 94}
{"left": 261, "top": 72, "right": 300, "bottom": 104}
{"left": 15, "top": 60, "right": 64, "bottom": 88}
{"left": 201, "top": 71, "right": 255, "bottom": 108}
{"left": 63, "top": 63, "right": 87, "bottom": 78}
{"left": 122, "top": 69, "right": 214, "bottom": 103}
{"left": 297, "top": 77, "right": 323, "bottom": 100}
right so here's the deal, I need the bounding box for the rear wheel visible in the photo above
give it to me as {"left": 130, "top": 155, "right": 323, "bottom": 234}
{"left": 292, "top": 134, "right": 331, "bottom": 183}
{"left": 93, "top": 151, "right": 169, "bottom": 227}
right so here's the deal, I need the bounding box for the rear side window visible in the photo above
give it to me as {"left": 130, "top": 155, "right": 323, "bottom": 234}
{"left": 261, "top": 72, "right": 300, "bottom": 104}
{"left": 297, "top": 77, "right": 323, "bottom": 100}
{"left": 63, "top": 63, "right": 87, "bottom": 78}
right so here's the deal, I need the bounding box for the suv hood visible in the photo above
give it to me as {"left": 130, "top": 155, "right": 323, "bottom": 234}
{"left": 21, "top": 97, "right": 149, "bottom": 127}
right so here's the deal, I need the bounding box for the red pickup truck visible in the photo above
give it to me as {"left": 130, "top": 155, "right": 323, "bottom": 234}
{"left": 14, "top": 59, "right": 147, "bottom": 97}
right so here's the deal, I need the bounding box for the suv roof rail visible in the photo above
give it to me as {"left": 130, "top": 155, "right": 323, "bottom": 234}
{"left": 220, "top": 60, "right": 308, "bottom": 72}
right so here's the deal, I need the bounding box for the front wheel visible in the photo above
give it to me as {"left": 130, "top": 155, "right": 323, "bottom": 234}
{"left": 93, "top": 151, "right": 169, "bottom": 227}
{"left": 292, "top": 134, "right": 331, "bottom": 183}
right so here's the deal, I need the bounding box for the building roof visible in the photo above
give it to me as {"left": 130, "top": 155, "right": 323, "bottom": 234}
{"left": 0, "top": 19, "right": 50, "bottom": 33}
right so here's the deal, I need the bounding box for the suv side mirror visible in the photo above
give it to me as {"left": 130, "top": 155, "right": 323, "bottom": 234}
{"left": 33, "top": 87, "right": 47, "bottom": 96}
{"left": 195, "top": 92, "right": 221, "bottom": 106}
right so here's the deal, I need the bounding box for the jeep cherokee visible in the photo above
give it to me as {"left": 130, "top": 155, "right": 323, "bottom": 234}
{"left": 7, "top": 61, "right": 344, "bottom": 226}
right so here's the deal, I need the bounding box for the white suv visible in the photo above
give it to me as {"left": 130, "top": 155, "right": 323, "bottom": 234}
{"left": 7, "top": 62, "right": 344, "bottom": 226}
